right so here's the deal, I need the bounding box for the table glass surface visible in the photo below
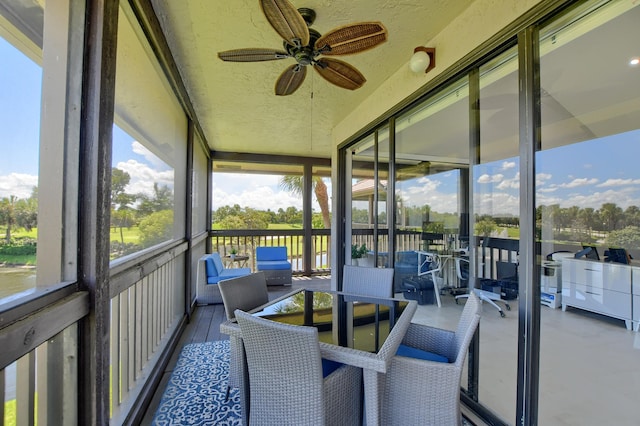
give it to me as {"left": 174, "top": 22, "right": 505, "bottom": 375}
{"left": 251, "top": 289, "right": 409, "bottom": 353}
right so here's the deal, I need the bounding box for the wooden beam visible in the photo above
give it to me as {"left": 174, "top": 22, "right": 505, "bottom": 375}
{"left": 77, "top": 0, "right": 119, "bottom": 424}
{"left": 0, "top": 293, "right": 89, "bottom": 370}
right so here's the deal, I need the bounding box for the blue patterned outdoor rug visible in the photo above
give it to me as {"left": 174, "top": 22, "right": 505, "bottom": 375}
{"left": 153, "top": 340, "right": 242, "bottom": 425}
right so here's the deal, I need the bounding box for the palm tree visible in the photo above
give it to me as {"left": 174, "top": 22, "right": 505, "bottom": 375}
{"left": 279, "top": 175, "right": 331, "bottom": 228}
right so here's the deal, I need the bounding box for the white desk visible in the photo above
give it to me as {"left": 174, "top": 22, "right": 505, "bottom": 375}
{"left": 562, "top": 257, "right": 634, "bottom": 330}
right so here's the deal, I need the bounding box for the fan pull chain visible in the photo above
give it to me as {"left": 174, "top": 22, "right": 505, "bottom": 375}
{"left": 309, "top": 74, "right": 314, "bottom": 150}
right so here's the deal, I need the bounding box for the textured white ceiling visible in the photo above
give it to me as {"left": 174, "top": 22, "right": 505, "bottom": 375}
{"left": 151, "top": 0, "right": 475, "bottom": 158}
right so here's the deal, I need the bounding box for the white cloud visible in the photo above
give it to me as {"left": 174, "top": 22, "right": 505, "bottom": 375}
{"left": 497, "top": 172, "right": 519, "bottom": 190}
{"left": 213, "top": 185, "right": 303, "bottom": 211}
{"left": 412, "top": 177, "right": 441, "bottom": 192}
{"left": 597, "top": 178, "right": 640, "bottom": 187}
{"left": 131, "top": 141, "right": 170, "bottom": 169}
{"left": 397, "top": 179, "right": 457, "bottom": 214}
{"left": 474, "top": 191, "right": 520, "bottom": 216}
{"left": 477, "top": 173, "right": 504, "bottom": 184}
{"left": 115, "top": 159, "right": 174, "bottom": 196}
{"left": 536, "top": 173, "right": 552, "bottom": 186}
{"left": 0, "top": 172, "right": 38, "bottom": 199}
{"left": 557, "top": 177, "right": 599, "bottom": 188}
{"left": 501, "top": 161, "right": 516, "bottom": 170}
{"left": 212, "top": 173, "right": 329, "bottom": 212}
{"left": 536, "top": 192, "right": 563, "bottom": 206}
{"left": 537, "top": 187, "right": 558, "bottom": 193}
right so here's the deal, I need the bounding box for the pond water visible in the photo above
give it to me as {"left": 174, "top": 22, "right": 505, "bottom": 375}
{"left": 0, "top": 267, "right": 37, "bottom": 302}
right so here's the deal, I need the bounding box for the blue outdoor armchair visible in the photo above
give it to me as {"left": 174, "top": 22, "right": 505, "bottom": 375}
{"left": 196, "top": 252, "right": 251, "bottom": 304}
{"left": 256, "top": 246, "right": 292, "bottom": 286}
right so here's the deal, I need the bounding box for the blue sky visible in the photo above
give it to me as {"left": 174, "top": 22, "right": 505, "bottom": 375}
{"left": 0, "top": 37, "right": 41, "bottom": 197}
{"left": 2, "top": 34, "right": 640, "bottom": 217}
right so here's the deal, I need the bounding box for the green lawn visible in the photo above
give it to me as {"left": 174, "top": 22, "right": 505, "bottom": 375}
{"left": 4, "top": 399, "right": 16, "bottom": 425}
{"left": 0, "top": 254, "right": 35, "bottom": 266}
{"left": 267, "top": 223, "right": 302, "bottom": 229}
{"left": 110, "top": 226, "right": 141, "bottom": 244}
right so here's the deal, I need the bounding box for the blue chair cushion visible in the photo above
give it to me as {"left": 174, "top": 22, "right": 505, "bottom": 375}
{"left": 205, "top": 257, "right": 220, "bottom": 278}
{"left": 256, "top": 246, "right": 288, "bottom": 261}
{"left": 396, "top": 344, "right": 449, "bottom": 363}
{"left": 256, "top": 260, "right": 291, "bottom": 270}
{"left": 321, "top": 358, "right": 343, "bottom": 377}
{"left": 204, "top": 253, "right": 251, "bottom": 284}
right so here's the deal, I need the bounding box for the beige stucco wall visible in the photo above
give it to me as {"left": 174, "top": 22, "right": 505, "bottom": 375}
{"left": 332, "top": 0, "right": 542, "bottom": 146}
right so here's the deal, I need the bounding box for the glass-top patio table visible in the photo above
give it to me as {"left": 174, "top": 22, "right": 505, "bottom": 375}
{"left": 220, "top": 289, "right": 417, "bottom": 426}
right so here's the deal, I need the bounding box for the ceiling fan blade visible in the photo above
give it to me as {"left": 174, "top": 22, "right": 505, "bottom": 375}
{"left": 260, "top": 0, "right": 310, "bottom": 48}
{"left": 315, "top": 22, "right": 387, "bottom": 56}
{"left": 275, "top": 64, "right": 307, "bottom": 96}
{"left": 314, "top": 58, "right": 365, "bottom": 90}
{"left": 218, "top": 48, "right": 289, "bottom": 62}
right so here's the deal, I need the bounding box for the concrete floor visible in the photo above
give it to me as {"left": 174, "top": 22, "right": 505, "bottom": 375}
{"left": 411, "top": 291, "right": 640, "bottom": 426}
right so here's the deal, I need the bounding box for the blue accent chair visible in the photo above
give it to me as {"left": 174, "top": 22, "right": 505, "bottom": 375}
{"left": 256, "top": 246, "right": 292, "bottom": 286}
{"left": 196, "top": 252, "right": 251, "bottom": 304}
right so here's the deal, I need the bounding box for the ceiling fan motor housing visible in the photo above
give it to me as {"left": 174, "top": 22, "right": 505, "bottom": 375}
{"left": 284, "top": 28, "right": 322, "bottom": 66}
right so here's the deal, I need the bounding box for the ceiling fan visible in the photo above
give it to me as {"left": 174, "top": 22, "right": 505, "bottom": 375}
{"left": 218, "top": 0, "right": 388, "bottom": 96}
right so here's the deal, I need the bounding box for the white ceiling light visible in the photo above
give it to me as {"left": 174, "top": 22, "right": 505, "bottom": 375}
{"left": 409, "top": 47, "right": 436, "bottom": 74}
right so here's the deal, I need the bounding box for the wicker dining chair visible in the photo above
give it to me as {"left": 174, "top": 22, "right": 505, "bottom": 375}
{"left": 342, "top": 265, "right": 395, "bottom": 298}
{"left": 381, "top": 292, "right": 481, "bottom": 425}
{"left": 218, "top": 272, "right": 270, "bottom": 406}
{"left": 235, "top": 309, "right": 363, "bottom": 426}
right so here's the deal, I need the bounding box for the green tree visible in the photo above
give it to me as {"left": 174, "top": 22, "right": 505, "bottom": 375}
{"left": 282, "top": 206, "right": 302, "bottom": 224}
{"left": 110, "top": 168, "right": 137, "bottom": 244}
{"left": 0, "top": 195, "right": 17, "bottom": 242}
{"left": 565, "top": 206, "right": 580, "bottom": 232}
{"left": 218, "top": 215, "right": 246, "bottom": 229}
{"left": 624, "top": 205, "right": 640, "bottom": 228}
{"left": 578, "top": 207, "right": 597, "bottom": 237}
{"left": 112, "top": 208, "right": 137, "bottom": 240}
{"left": 599, "top": 202, "right": 623, "bottom": 231}
{"left": 546, "top": 204, "right": 562, "bottom": 232}
{"left": 242, "top": 208, "right": 270, "bottom": 229}
{"left": 312, "top": 212, "right": 325, "bottom": 229}
{"left": 424, "top": 221, "right": 444, "bottom": 233}
{"left": 111, "top": 168, "right": 135, "bottom": 209}
{"left": 15, "top": 187, "right": 38, "bottom": 231}
{"left": 279, "top": 175, "right": 331, "bottom": 228}
{"left": 137, "top": 183, "right": 174, "bottom": 217}
{"left": 138, "top": 210, "right": 173, "bottom": 247}
{"left": 606, "top": 226, "right": 640, "bottom": 250}
{"left": 213, "top": 205, "right": 270, "bottom": 230}
{"left": 351, "top": 208, "right": 369, "bottom": 224}
{"left": 475, "top": 218, "right": 497, "bottom": 236}
{"left": 213, "top": 204, "right": 243, "bottom": 224}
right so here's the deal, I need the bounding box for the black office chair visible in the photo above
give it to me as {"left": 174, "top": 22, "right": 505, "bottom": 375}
{"left": 454, "top": 257, "right": 512, "bottom": 317}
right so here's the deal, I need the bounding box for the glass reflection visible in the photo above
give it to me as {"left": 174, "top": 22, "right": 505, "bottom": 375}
{"left": 537, "top": 2, "right": 640, "bottom": 425}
